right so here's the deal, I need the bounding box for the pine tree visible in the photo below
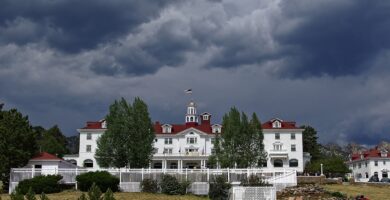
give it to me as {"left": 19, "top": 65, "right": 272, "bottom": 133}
{"left": 77, "top": 193, "right": 87, "bottom": 200}
{"left": 103, "top": 188, "right": 116, "bottom": 200}
{"left": 38, "top": 125, "right": 68, "bottom": 157}
{"left": 25, "top": 187, "right": 37, "bottom": 200}
{"left": 0, "top": 108, "right": 38, "bottom": 189}
{"left": 301, "top": 125, "right": 322, "bottom": 161}
{"left": 88, "top": 183, "right": 102, "bottom": 200}
{"left": 40, "top": 192, "right": 50, "bottom": 200}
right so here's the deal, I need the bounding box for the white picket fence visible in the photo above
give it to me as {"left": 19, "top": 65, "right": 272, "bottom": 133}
{"left": 229, "top": 186, "right": 276, "bottom": 200}
{"left": 9, "top": 168, "right": 296, "bottom": 195}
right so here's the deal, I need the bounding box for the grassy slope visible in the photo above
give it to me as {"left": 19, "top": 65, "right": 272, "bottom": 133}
{"left": 0, "top": 191, "right": 209, "bottom": 200}
{"left": 323, "top": 184, "right": 390, "bottom": 200}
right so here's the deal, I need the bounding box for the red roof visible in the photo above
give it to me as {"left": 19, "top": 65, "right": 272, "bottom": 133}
{"left": 31, "top": 152, "right": 63, "bottom": 161}
{"left": 261, "top": 119, "right": 300, "bottom": 129}
{"left": 82, "top": 120, "right": 105, "bottom": 129}
{"left": 351, "top": 148, "right": 390, "bottom": 161}
{"left": 154, "top": 121, "right": 214, "bottom": 134}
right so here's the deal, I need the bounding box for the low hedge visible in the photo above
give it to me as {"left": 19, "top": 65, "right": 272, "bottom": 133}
{"left": 76, "top": 171, "right": 119, "bottom": 192}
{"left": 16, "top": 175, "right": 63, "bottom": 194}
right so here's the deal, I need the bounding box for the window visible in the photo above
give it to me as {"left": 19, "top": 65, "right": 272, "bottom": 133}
{"left": 365, "top": 172, "right": 369, "bottom": 178}
{"left": 211, "top": 148, "right": 216, "bottom": 154}
{"left": 34, "top": 165, "right": 42, "bottom": 169}
{"left": 384, "top": 161, "right": 386, "bottom": 165}
{"left": 375, "top": 161, "right": 378, "bottom": 166}
{"left": 273, "top": 143, "right": 283, "bottom": 151}
{"left": 164, "top": 138, "right": 172, "bottom": 144}
{"left": 163, "top": 148, "right": 173, "bottom": 154}
{"left": 83, "top": 159, "right": 93, "bottom": 168}
{"left": 86, "top": 145, "right": 91, "bottom": 152}
{"left": 153, "top": 148, "right": 158, "bottom": 154}
{"left": 274, "top": 159, "right": 283, "bottom": 167}
{"left": 87, "top": 133, "right": 92, "bottom": 140}
{"left": 383, "top": 172, "right": 388, "bottom": 178}
{"left": 187, "top": 137, "right": 197, "bottom": 144}
{"left": 358, "top": 163, "right": 361, "bottom": 168}
{"left": 291, "top": 133, "right": 295, "bottom": 139}
{"left": 203, "top": 115, "right": 209, "bottom": 120}
{"left": 162, "top": 125, "right": 172, "bottom": 133}
{"left": 365, "top": 162, "right": 368, "bottom": 167}
{"left": 353, "top": 164, "right": 356, "bottom": 169}
{"left": 291, "top": 144, "right": 296, "bottom": 152}
{"left": 272, "top": 120, "right": 281, "bottom": 128}
{"left": 211, "top": 138, "right": 216, "bottom": 144}
{"left": 275, "top": 133, "right": 280, "bottom": 140}
{"left": 154, "top": 139, "right": 158, "bottom": 142}
{"left": 289, "top": 159, "right": 298, "bottom": 167}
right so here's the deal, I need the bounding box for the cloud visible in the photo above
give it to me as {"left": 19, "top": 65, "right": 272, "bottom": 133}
{"left": 1, "top": 0, "right": 390, "bottom": 146}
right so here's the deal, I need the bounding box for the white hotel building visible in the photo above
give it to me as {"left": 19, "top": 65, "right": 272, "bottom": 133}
{"left": 64, "top": 101, "right": 306, "bottom": 172}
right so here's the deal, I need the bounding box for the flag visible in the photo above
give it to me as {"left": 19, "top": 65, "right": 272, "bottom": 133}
{"left": 184, "top": 89, "right": 192, "bottom": 94}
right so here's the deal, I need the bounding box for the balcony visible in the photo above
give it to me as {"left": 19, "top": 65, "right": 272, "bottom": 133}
{"left": 153, "top": 153, "right": 209, "bottom": 158}
{"left": 268, "top": 149, "right": 288, "bottom": 159}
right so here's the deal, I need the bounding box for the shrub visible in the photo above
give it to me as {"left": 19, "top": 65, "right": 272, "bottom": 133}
{"left": 209, "top": 176, "right": 231, "bottom": 200}
{"left": 25, "top": 187, "right": 36, "bottom": 200}
{"left": 76, "top": 171, "right": 119, "bottom": 192}
{"left": 77, "top": 193, "right": 87, "bottom": 200}
{"left": 160, "top": 174, "right": 186, "bottom": 195}
{"left": 178, "top": 180, "right": 191, "bottom": 195}
{"left": 87, "top": 183, "right": 102, "bottom": 200}
{"left": 240, "top": 175, "right": 272, "bottom": 186}
{"left": 10, "top": 191, "right": 24, "bottom": 200}
{"left": 16, "top": 175, "right": 63, "bottom": 194}
{"left": 40, "top": 193, "right": 50, "bottom": 200}
{"left": 102, "top": 188, "right": 115, "bottom": 200}
{"left": 141, "top": 178, "right": 158, "bottom": 193}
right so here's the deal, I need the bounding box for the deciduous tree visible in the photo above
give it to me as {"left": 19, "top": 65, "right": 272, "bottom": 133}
{"left": 95, "top": 97, "right": 154, "bottom": 168}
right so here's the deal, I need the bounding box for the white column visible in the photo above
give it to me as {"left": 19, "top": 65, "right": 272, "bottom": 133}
{"left": 177, "top": 160, "right": 180, "bottom": 170}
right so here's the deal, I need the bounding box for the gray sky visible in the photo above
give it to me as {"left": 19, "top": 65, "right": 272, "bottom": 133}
{"left": 1, "top": 0, "right": 390, "bottom": 145}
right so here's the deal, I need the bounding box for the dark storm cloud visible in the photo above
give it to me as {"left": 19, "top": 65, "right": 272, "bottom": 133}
{"left": 0, "top": 0, "right": 176, "bottom": 52}
{"left": 275, "top": 0, "right": 390, "bottom": 77}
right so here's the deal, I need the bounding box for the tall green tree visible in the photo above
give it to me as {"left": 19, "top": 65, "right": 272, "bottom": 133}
{"left": 301, "top": 125, "right": 322, "bottom": 161}
{"left": 38, "top": 125, "right": 68, "bottom": 157}
{"left": 95, "top": 97, "right": 154, "bottom": 168}
{"left": 0, "top": 108, "right": 38, "bottom": 188}
{"left": 209, "top": 107, "right": 266, "bottom": 168}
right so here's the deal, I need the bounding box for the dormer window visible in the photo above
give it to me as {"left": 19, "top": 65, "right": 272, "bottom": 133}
{"left": 272, "top": 120, "right": 282, "bottom": 128}
{"left": 162, "top": 124, "right": 172, "bottom": 134}
{"left": 203, "top": 115, "right": 209, "bottom": 120}
{"left": 212, "top": 124, "right": 222, "bottom": 134}
{"left": 381, "top": 150, "right": 388, "bottom": 158}
{"left": 101, "top": 121, "right": 107, "bottom": 129}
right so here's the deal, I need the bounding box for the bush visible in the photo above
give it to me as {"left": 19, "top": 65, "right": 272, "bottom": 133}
{"left": 76, "top": 171, "right": 119, "bottom": 192}
{"left": 16, "top": 175, "right": 63, "bottom": 194}
{"left": 40, "top": 193, "right": 50, "bottom": 200}
{"left": 141, "top": 178, "right": 158, "bottom": 193}
{"left": 87, "top": 183, "right": 102, "bottom": 200}
{"left": 102, "top": 188, "right": 115, "bottom": 200}
{"left": 160, "top": 174, "right": 190, "bottom": 195}
{"left": 240, "top": 175, "right": 272, "bottom": 186}
{"left": 209, "top": 176, "right": 231, "bottom": 200}
{"left": 25, "top": 187, "right": 36, "bottom": 200}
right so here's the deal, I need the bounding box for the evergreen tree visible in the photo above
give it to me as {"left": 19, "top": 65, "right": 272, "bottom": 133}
{"left": 0, "top": 108, "right": 38, "bottom": 189}
{"left": 209, "top": 107, "right": 266, "bottom": 168}
{"left": 88, "top": 183, "right": 102, "bottom": 200}
{"left": 301, "top": 125, "right": 322, "bottom": 161}
{"left": 103, "top": 188, "right": 115, "bottom": 200}
{"left": 95, "top": 97, "right": 154, "bottom": 168}
{"left": 39, "top": 192, "right": 50, "bottom": 200}
{"left": 25, "top": 187, "right": 37, "bottom": 200}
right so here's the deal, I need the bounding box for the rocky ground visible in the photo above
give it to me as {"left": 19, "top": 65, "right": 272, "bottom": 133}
{"left": 277, "top": 184, "right": 346, "bottom": 200}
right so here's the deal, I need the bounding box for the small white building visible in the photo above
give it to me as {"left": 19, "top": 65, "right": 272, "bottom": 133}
{"left": 26, "top": 152, "right": 77, "bottom": 175}
{"left": 64, "top": 101, "right": 306, "bottom": 172}
{"left": 347, "top": 148, "right": 390, "bottom": 182}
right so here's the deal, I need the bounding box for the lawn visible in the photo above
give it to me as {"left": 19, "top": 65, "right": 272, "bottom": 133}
{"left": 0, "top": 191, "right": 209, "bottom": 200}
{"left": 323, "top": 183, "right": 390, "bottom": 200}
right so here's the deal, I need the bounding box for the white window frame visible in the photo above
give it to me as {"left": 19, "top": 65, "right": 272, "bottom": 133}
{"left": 87, "top": 133, "right": 92, "bottom": 140}
{"left": 291, "top": 144, "right": 296, "bottom": 152}
{"left": 187, "top": 137, "right": 197, "bottom": 144}
{"left": 164, "top": 138, "right": 172, "bottom": 145}
{"left": 86, "top": 145, "right": 92, "bottom": 152}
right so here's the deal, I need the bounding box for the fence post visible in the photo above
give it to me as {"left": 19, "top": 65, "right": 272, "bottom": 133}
{"left": 32, "top": 166, "right": 35, "bottom": 178}
{"left": 227, "top": 168, "right": 230, "bottom": 182}
{"left": 185, "top": 168, "right": 188, "bottom": 181}
{"left": 207, "top": 168, "right": 210, "bottom": 182}
{"left": 75, "top": 167, "right": 78, "bottom": 190}
{"left": 119, "top": 168, "right": 122, "bottom": 184}
{"left": 142, "top": 168, "right": 144, "bottom": 181}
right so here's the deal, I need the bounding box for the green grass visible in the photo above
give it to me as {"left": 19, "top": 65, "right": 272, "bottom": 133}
{"left": 324, "top": 183, "right": 390, "bottom": 200}
{"left": 0, "top": 190, "right": 209, "bottom": 200}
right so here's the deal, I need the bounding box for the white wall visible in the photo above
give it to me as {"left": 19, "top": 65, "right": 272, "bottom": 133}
{"left": 263, "top": 129, "right": 304, "bottom": 172}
